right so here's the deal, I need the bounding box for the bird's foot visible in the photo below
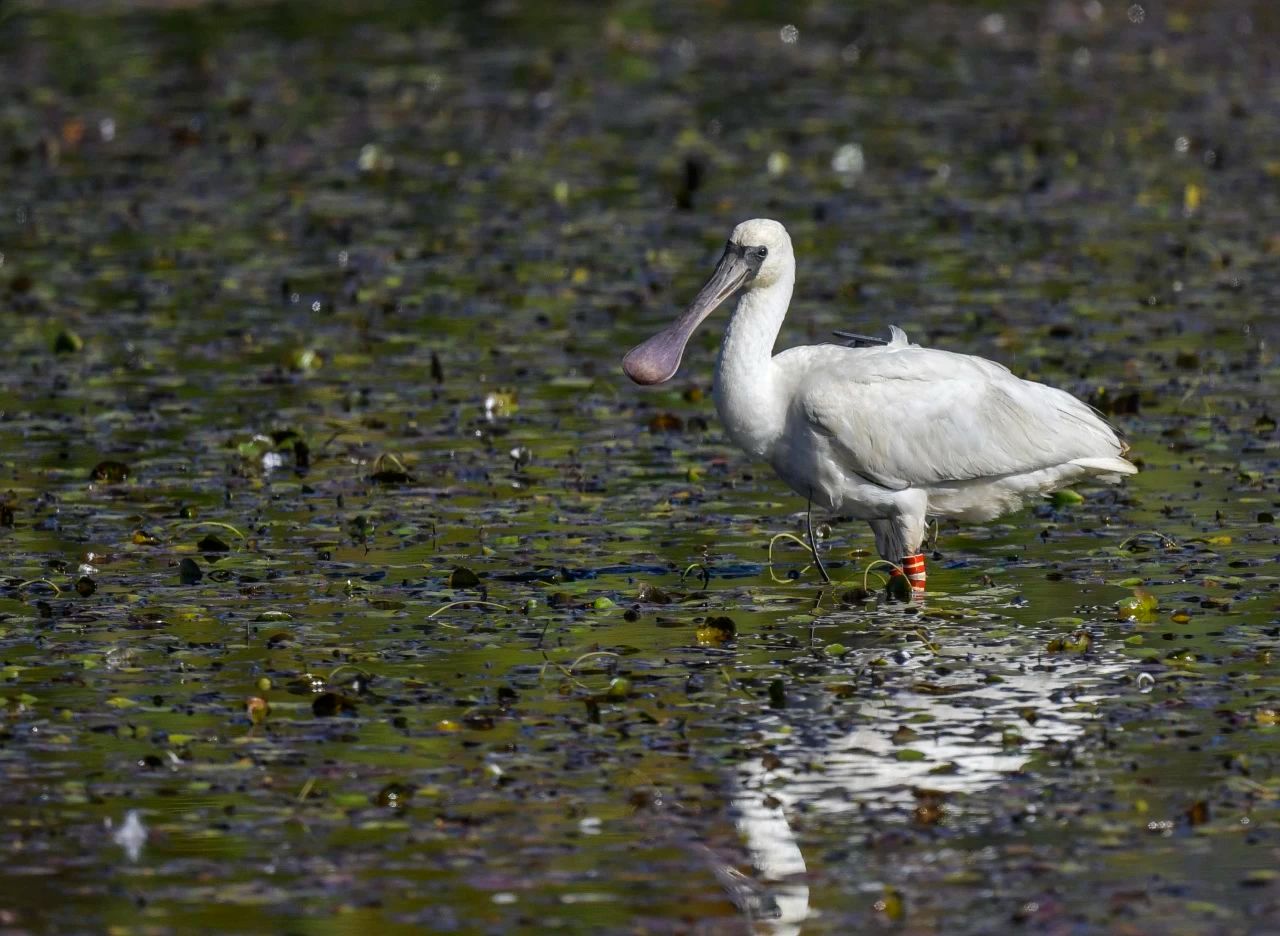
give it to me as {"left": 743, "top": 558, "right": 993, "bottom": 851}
{"left": 890, "top": 554, "right": 927, "bottom": 597}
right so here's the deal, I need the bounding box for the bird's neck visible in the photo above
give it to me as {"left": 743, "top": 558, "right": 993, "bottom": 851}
{"left": 712, "top": 271, "right": 794, "bottom": 458}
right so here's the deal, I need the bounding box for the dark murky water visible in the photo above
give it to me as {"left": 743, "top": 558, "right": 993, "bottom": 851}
{"left": 1, "top": 1, "right": 1277, "bottom": 932}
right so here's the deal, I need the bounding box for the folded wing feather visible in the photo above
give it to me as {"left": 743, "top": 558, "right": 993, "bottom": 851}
{"left": 795, "top": 344, "right": 1133, "bottom": 490}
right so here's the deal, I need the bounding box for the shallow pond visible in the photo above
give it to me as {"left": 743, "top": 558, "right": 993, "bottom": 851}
{"left": 0, "top": 1, "right": 1277, "bottom": 932}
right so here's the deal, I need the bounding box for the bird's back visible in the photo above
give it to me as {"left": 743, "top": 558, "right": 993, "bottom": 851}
{"left": 773, "top": 332, "right": 1134, "bottom": 494}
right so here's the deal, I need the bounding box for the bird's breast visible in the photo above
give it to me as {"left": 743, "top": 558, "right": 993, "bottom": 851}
{"left": 764, "top": 422, "right": 843, "bottom": 509}
{"left": 712, "top": 369, "right": 784, "bottom": 460}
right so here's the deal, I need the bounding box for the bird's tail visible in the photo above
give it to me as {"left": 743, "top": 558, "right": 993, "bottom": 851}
{"left": 1069, "top": 456, "right": 1138, "bottom": 479}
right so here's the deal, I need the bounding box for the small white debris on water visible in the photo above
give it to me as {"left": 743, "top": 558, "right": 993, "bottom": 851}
{"left": 832, "top": 143, "right": 865, "bottom": 179}
{"left": 109, "top": 810, "right": 148, "bottom": 862}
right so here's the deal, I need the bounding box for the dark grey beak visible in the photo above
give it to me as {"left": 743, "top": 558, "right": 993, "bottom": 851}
{"left": 622, "top": 244, "right": 756, "bottom": 385}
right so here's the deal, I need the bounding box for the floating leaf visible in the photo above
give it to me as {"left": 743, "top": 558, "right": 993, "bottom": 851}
{"left": 90, "top": 461, "right": 130, "bottom": 482}
{"left": 886, "top": 573, "right": 913, "bottom": 602}
{"left": 286, "top": 347, "right": 323, "bottom": 372}
{"left": 246, "top": 696, "right": 270, "bottom": 725}
{"left": 1050, "top": 489, "right": 1084, "bottom": 507}
{"left": 891, "top": 725, "right": 920, "bottom": 744}
{"left": 376, "top": 782, "right": 415, "bottom": 809}
{"left": 53, "top": 328, "right": 84, "bottom": 353}
{"left": 1242, "top": 869, "right": 1280, "bottom": 888}
{"left": 912, "top": 789, "right": 946, "bottom": 826}
{"left": 875, "top": 886, "right": 905, "bottom": 921}
{"left": 1117, "top": 590, "right": 1159, "bottom": 622}
{"left": 312, "top": 692, "right": 357, "bottom": 717}
{"left": 547, "top": 592, "right": 576, "bottom": 609}
{"left": 840, "top": 587, "right": 873, "bottom": 604}
{"left": 647, "top": 413, "right": 684, "bottom": 433}
{"left": 605, "top": 677, "right": 632, "bottom": 700}
{"left": 768, "top": 678, "right": 786, "bottom": 709}
{"left": 636, "top": 582, "right": 672, "bottom": 604}
{"left": 448, "top": 567, "right": 480, "bottom": 589}
{"left": 484, "top": 390, "right": 518, "bottom": 417}
{"left": 696, "top": 615, "right": 736, "bottom": 646}
{"left": 1047, "top": 630, "right": 1092, "bottom": 653}
{"left": 1184, "top": 800, "right": 1210, "bottom": 826}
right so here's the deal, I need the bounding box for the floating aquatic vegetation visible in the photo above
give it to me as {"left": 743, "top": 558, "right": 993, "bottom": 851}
{"left": 0, "top": 1, "right": 1275, "bottom": 933}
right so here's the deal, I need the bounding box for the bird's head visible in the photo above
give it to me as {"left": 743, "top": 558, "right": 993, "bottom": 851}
{"left": 726, "top": 218, "right": 793, "bottom": 289}
{"left": 622, "top": 218, "right": 792, "bottom": 385}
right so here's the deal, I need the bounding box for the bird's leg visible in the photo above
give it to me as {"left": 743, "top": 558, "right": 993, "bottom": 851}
{"left": 806, "top": 493, "right": 832, "bottom": 584}
{"left": 885, "top": 554, "right": 926, "bottom": 599}
{"left": 898, "top": 553, "right": 927, "bottom": 595}
{"left": 871, "top": 513, "right": 928, "bottom": 598}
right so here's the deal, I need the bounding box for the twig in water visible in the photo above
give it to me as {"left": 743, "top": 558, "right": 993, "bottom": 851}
{"left": 680, "top": 562, "right": 711, "bottom": 589}
{"left": 767, "top": 532, "right": 815, "bottom": 583}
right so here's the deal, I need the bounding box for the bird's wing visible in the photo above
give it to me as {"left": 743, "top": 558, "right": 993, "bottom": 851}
{"left": 789, "top": 345, "right": 1130, "bottom": 490}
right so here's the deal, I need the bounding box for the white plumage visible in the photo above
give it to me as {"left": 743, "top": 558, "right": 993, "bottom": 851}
{"left": 623, "top": 219, "right": 1136, "bottom": 587}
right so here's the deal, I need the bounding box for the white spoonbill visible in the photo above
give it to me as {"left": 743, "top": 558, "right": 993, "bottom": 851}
{"left": 622, "top": 219, "right": 1136, "bottom": 593}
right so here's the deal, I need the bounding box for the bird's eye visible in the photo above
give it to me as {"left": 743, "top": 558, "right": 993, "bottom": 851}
{"left": 756, "top": 246, "right": 768, "bottom": 259}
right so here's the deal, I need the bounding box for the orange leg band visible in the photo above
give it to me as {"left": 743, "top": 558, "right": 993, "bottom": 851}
{"left": 890, "top": 554, "right": 927, "bottom": 594}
